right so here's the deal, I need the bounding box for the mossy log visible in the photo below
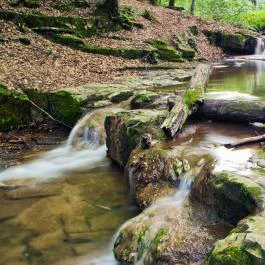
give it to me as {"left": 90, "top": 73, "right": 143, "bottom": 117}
{"left": 161, "top": 64, "right": 211, "bottom": 138}
{"left": 196, "top": 99, "right": 265, "bottom": 123}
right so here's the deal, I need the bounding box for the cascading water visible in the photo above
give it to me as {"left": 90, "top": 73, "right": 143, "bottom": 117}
{"left": 255, "top": 37, "right": 265, "bottom": 55}
{"left": 0, "top": 111, "right": 106, "bottom": 184}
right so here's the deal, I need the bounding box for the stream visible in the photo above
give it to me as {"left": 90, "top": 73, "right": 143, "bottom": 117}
{"left": 0, "top": 57, "right": 265, "bottom": 265}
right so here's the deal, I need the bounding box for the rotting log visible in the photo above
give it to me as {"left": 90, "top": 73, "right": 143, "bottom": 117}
{"left": 161, "top": 64, "right": 211, "bottom": 138}
{"left": 196, "top": 99, "right": 265, "bottom": 123}
{"left": 225, "top": 134, "right": 265, "bottom": 149}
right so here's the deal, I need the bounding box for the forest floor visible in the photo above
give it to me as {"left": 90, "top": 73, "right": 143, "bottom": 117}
{"left": 0, "top": 0, "right": 250, "bottom": 91}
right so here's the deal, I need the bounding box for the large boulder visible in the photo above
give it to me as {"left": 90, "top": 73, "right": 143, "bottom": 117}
{"left": 206, "top": 216, "right": 265, "bottom": 265}
{"left": 191, "top": 171, "right": 263, "bottom": 225}
{"left": 105, "top": 110, "right": 166, "bottom": 167}
{"left": 113, "top": 150, "right": 216, "bottom": 265}
{"left": 127, "top": 143, "right": 214, "bottom": 208}
{"left": 204, "top": 31, "right": 257, "bottom": 54}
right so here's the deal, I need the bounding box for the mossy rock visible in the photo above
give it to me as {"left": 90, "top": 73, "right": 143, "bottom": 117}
{"left": 105, "top": 110, "right": 165, "bottom": 167}
{"left": 0, "top": 10, "right": 94, "bottom": 37}
{"left": 52, "top": 33, "right": 85, "bottom": 48}
{"left": 147, "top": 40, "right": 184, "bottom": 62}
{"left": 130, "top": 92, "right": 159, "bottom": 109}
{"left": 0, "top": 84, "right": 32, "bottom": 130}
{"left": 10, "top": 0, "right": 40, "bottom": 8}
{"left": 25, "top": 89, "right": 83, "bottom": 127}
{"left": 109, "top": 90, "right": 134, "bottom": 104}
{"left": 142, "top": 9, "right": 156, "bottom": 22}
{"left": 114, "top": 223, "right": 169, "bottom": 264}
{"left": 204, "top": 31, "right": 257, "bottom": 54}
{"left": 180, "top": 46, "right": 196, "bottom": 59}
{"left": 191, "top": 171, "right": 263, "bottom": 225}
{"left": 206, "top": 216, "right": 265, "bottom": 265}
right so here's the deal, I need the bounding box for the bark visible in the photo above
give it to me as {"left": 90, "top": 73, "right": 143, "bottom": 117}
{"left": 161, "top": 64, "right": 211, "bottom": 138}
{"left": 191, "top": 0, "right": 196, "bottom": 14}
{"left": 196, "top": 99, "right": 265, "bottom": 123}
{"left": 168, "top": 0, "right": 175, "bottom": 7}
{"left": 224, "top": 134, "right": 265, "bottom": 149}
{"left": 105, "top": 0, "right": 119, "bottom": 17}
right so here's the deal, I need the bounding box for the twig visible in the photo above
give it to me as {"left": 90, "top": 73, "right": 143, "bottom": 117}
{"left": 28, "top": 99, "right": 73, "bottom": 129}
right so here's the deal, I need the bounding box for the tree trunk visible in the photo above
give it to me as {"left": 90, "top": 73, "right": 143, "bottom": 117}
{"left": 195, "top": 99, "right": 265, "bottom": 123}
{"left": 191, "top": 0, "right": 196, "bottom": 14}
{"left": 161, "top": 64, "right": 211, "bottom": 138}
{"left": 168, "top": 0, "right": 175, "bottom": 7}
{"left": 105, "top": 0, "right": 119, "bottom": 17}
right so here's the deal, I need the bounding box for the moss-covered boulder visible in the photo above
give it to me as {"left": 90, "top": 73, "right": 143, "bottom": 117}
{"left": 114, "top": 153, "right": 216, "bottom": 265}
{"left": 0, "top": 84, "right": 32, "bottom": 130}
{"left": 0, "top": 10, "right": 94, "bottom": 36}
{"left": 105, "top": 109, "right": 166, "bottom": 167}
{"left": 127, "top": 143, "right": 214, "bottom": 208}
{"left": 24, "top": 89, "right": 83, "bottom": 127}
{"left": 206, "top": 216, "right": 265, "bottom": 265}
{"left": 204, "top": 31, "right": 257, "bottom": 54}
{"left": 191, "top": 171, "right": 263, "bottom": 224}
{"left": 130, "top": 91, "right": 172, "bottom": 110}
{"left": 148, "top": 40, "right": 184, "bottom": 62}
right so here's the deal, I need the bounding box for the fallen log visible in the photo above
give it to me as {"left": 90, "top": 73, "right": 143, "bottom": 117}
{"left": 161, "top": 64, "right": 211, "bottom": 138}
{"left": 225, "top": 134, "right": 265, "bottom": 148}
{"left": 196, "top": 99, "right": 265, "bottom": 123}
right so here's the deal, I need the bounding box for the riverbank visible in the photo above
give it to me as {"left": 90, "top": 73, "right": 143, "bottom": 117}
{"left": 0, "top": 0, "right": 257, "bottom": 91}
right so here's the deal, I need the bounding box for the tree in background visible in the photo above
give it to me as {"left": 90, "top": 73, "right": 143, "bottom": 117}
{"left": 168, "top": 0, "right": 176, "bottom": 7}
{"left": 190, "top": 0, "right": 195, "bottom": 14}
{"left": 105, "top": 0, "right": 119, "bottom": 17}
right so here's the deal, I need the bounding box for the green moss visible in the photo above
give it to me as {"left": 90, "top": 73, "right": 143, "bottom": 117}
{"left": 109, "top": 91, "right": 134, "bottom": 103}
{"left": 51, "top": 1, "right": 73, "bottom": 12}
{"left": 0, "top": 10, "right": 94, "bottom": 37}
{"left": 142, "top": 10, "right": 156, "bottom": 22}
{"left": 206, "top": 247, "right": 254, "bottom": 265}
{"left": 46, "top": 91, "right": 82, "bottom": 127}
{"left": 0, "top": 85, "right": 32, "bottom": 130}
{"left": 189, "top": 25, "right": 199, "bottom": 36}
{"left": 148, "top": 40, "right": 184, "bottom": 62}
{"left": 52, "top": 33, "right": 84, "bottom": 48}
{"left": 114, "top": 5, "right": 144, "bottom": 30}
{"left": 10, "top": 0, "right": 40, "bottom": 8}
{"left": 137, "top": 227, "right": 150, "bottom": 259}
{"left": 204, "top": 31, "right": 256, "bottom": 54}
{"left": 130, "top": 92, "right": 158, "bottom": 109}
{"left": 24, "top": 89, "right": 83, "bottom": 127}
{"left": 180, "top": 46, "right": 196, "bottom": 59}
{"left": 184, "top": 90, "right": 202, "bottom": 108}
{"left": 210, "top": 172, "right": 262, "bottom": 224}
{"left": 152, "top": 228, "right": 167, "bottom": 250}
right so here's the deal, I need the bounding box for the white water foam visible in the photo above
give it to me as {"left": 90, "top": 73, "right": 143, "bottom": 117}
{"left": 255, "top": 37, "right": 265, "bottom": 55}
{"left": 0, "top": 112, "right": 106, "bottom": 184}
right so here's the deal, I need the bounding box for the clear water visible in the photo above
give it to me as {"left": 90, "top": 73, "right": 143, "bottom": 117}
{"left": 0, "top": 120, "right": 136, "bottom": 265}
{"left": 207, "top": 59, "right": 265, "bottom": 99}
{"left": 1, "top": 58, "right": 265, "bottom": 265}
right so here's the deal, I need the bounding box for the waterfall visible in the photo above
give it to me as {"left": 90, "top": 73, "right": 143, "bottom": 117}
{"left": 130, "top": 176, "right": 193, "bottom": 265}
{"left": 0, "top": 111, "right": 106, "bottom": 183}
{"left": 255, "top": 37, "right": 265, "bottom": 55}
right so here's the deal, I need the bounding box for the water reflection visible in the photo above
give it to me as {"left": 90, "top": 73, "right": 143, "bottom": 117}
{"left": 208, "top": 59, "right": 265, "bottom": 99}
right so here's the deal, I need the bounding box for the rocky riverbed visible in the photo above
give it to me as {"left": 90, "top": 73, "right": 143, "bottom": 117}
{"left": 1, "top": 59, "right": 265, "bottom": 265}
